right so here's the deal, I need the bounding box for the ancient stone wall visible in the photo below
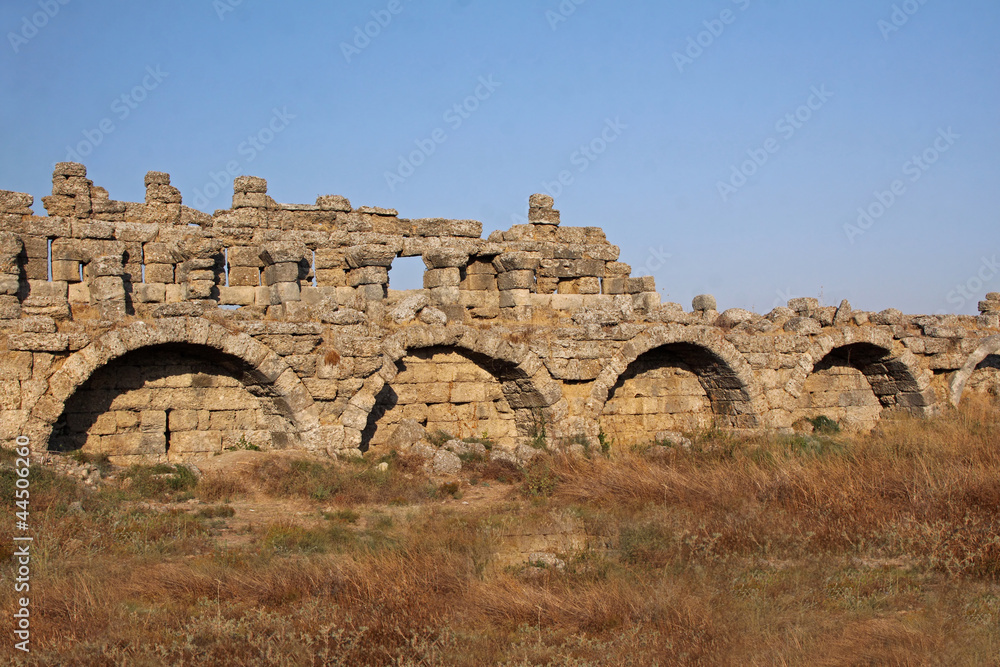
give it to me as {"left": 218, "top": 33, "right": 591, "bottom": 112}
{"left": 2, "top": 163, "right": 1000, "bottom": 462}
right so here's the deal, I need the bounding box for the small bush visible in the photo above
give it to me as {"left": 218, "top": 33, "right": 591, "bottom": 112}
{"left": 522, "top": 460, "right": 559, "bottom": 497}
{"left": 809, "top": 415, "right": 841, "bottom": 434}
{"left": 427, "top": 430, "right": 454, "bottom": 447}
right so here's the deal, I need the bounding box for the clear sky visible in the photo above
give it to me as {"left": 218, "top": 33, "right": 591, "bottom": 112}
{"left": 2, "top": 0, "right": 998, "bottom": 315}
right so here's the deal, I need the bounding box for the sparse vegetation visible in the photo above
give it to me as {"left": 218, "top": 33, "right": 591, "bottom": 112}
{"left": 3, "top": 397, "right": 1000, "bottom": 664}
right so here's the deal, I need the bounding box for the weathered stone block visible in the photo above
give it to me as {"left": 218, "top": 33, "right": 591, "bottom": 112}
{"left": 424, "top": 267, "right": 461, "bottom": 289}
{"left": 142, "top": 263, "right": 173, "bottom": 284}
{"left": 234, "top": 175, "right": 267, "bottom": 193}
{"left": 263, "top": 262, "right": 300, "bottom": 285}
{"left": 90, "top": 276, "right": 125, "bottom": 302}
{"left": 460, "top": 273, "right": 496, "bottom": 291}
{"left": 134, "top": 283, "right": 166, "bottom": 303}
{"left": 423, "top": 249, "right": 469, "bottom": 269}
{"left": 497, "top": 270, "right": 535, "bottom": 291}
{"left": 219, "top": 286, "right": 256, "bottom": 305}
{"left": 348, "top": 266, "right": 388, "bottom": 286}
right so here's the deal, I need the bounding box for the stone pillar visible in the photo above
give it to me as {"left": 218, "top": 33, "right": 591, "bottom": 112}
{"left": 346, "top": 244, "right": 393, "bottom": 302}
{"left": 494, "top": 251, "right": 540, "bottom": 319}
{"left": 0, "top": 232, "right": 22, "bottom": 321}
{"left": 422, "top": 248, "right": 468, "bottom": 306}
{"left": 528, "top": 193, "right": 560, "bottom": 225}
{"left": 261, "top": 242, "right": 307, "bottom": 307}
{"left": 177, "top": 258, "right": 218, "bottom": 302}
{"left": 88, "top": 254, "right": 127, "bottom": 319}
{"left": 978, "top": 293, "right": 1000, "bottom": 328}
{"left": 43, "top": 162, "right": 93, "bottom": 218}
{"left": 143, "top": 171, "right": 182, "bottom": 225}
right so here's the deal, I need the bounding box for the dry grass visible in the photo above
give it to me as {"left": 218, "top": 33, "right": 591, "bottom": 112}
{"left": 3, "top": 398, "right": 1000, "bottom": 664}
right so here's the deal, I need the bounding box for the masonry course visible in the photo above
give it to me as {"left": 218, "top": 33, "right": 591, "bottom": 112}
{"left": 2, "top": 163, "right": 999, "bottom": 463}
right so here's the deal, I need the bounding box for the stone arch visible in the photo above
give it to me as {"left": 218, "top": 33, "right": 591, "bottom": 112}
{"left": 27, "top": 318, "right": 320, "bottom": 456}
{"left": 585, "top": 326, "right": 765, "bottom": 442}
{"left": 786, "top": 329, "right": 933, "bottom": 419}
{"left": 340, "top": 325, "right": 563, "bottom": 452}
{"left": 950, "top": 335, "right": 1000, "bottom": 406}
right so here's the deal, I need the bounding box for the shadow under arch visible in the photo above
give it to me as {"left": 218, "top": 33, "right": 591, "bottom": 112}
{"left": 585, "top": 326, "right": 764, "bottom": 436}
{"left": 26, "top": 317, "right": 320, "bottom": 454}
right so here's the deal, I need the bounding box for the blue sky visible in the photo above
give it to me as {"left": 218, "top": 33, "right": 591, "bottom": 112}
{"left": 2, "top": 0, "right": 998, "bottom": 314}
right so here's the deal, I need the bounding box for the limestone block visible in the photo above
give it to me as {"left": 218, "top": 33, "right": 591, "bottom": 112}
{"left": 260, "top": 242, "right": 305, "bottom": 265}
{"left": 497, "top": 270, "right": 535, "bottom": 291}
{"left": 144, "top": 263, "right": 174, "bottom": 283}
{"left": 348, "top": 266, "right": 388, "bottom": 286}
{"left": 52, "top": 260, "right": 81, "bottom": 283}
{"left": 141, "top": 410, "right": 167, "bottom": 433}
{"left": 602, "top": 277, "right": 626, "bottom": 295}
{"left": 184, "top": 280, "right": 215, "bottom": 300}
{"left": 134, "top": 283, "right": 166, "bottom": 303}
{"left": 418, "top": 306, "right": 448, "bottom": 326}
{"left": 315, "top": 269, "right": 346, "bottom": 287}
{"left": 493, "top": 252, "right": 541, "bottom": 273}
{"left": 186, "top": 269, "right": 215, "bottom": 282}
{"left": 90, "top": 255, "right": 124, "bottom": 277}
{"left": 271, "top": 281, "right": 301, "bottom": 303}
{"left": 357, "top": 283, "right": 386, "bottom": 301}
{"left": 499, "top": 289, "right": 531, "bottom": 308}
{"left": 228, "top": 246, "right": 264, "bottom": 267}
{"left": 0, "top": 275, "right": 19, "bottom": 296}
{"left": 234, "top": 175, "right": 267, "bottom": 193}
{"left": 249, "top": 286, "right": 272, "bottom": 307}
{"left": 717, "top": 308, "right": 754, "bottom": 327}
{"left": 263, "top": 262, "right": 301, "bottom": 285}
{"left": 423, "top": 268, "right": 461, "bottom": 289}
{"left": 391, "top": 293, "right": 429, "bottom": 323}
{"left": 219, "top": 286, "right": 256, "bottom": 306}
{"left": 528, "top": 207, "right": 560, "bottom": 225}
{"left": 784, "top": 317, "right": 821, "bottom": 334}
{"left": 423, "top": 248, "right": 469, "bottom": 269}
{"left": 233, "top": 192, "right": 269, "bottom": 209}
{"left": 627, "top": 276, "right": 655, "bottom": 294}
{"left": 316, "top": 194, "right": 352, "bottom": 211}
{"left": 460, "top": 274, "right": 496, "bottom": 291}
{"left": 429, "top": 286, "right": 459, "bottom": 305}
{"left": 90, "top": 276, "right": 125, "bottom": 302}
{"left": 168, "top": 410, "right": 198, "bottom": 432}
{"left": 170, "top": 430, "right": 223, "bottom": 455}
{"left": 165, "top": 284, "right": 184, "bottom": 303}
{"left": 346, "top": 245, "right": 395, "bottom": 269}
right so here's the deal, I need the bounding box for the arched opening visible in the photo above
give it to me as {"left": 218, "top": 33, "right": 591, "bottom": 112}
{"left": 963, "top": 354, "right": 1000, "bottom": 398}
{"left": 360, "top": 346, "right": 525, "bottom": 451}
{"left": 599, "top": 342, "right": 753, "bottom": 444}
{"left": 49, "top": 343, "right": 297, "bottom": 464}
{"left": 792, "top": 343, "right": 892, "bottom": 431}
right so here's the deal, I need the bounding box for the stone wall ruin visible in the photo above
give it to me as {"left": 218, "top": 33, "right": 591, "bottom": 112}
{"left": 2, "top": 163, "right": 1000, "bottom": 462}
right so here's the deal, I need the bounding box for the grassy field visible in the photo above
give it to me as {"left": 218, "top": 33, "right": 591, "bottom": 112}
{"left": 3, "top": 398, "right": 1000, "bottom": 665}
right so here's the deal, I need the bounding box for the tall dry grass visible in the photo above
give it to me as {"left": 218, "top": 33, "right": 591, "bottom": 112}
{"left": 1, "top": 397, "right": 999, "bottom": 664}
